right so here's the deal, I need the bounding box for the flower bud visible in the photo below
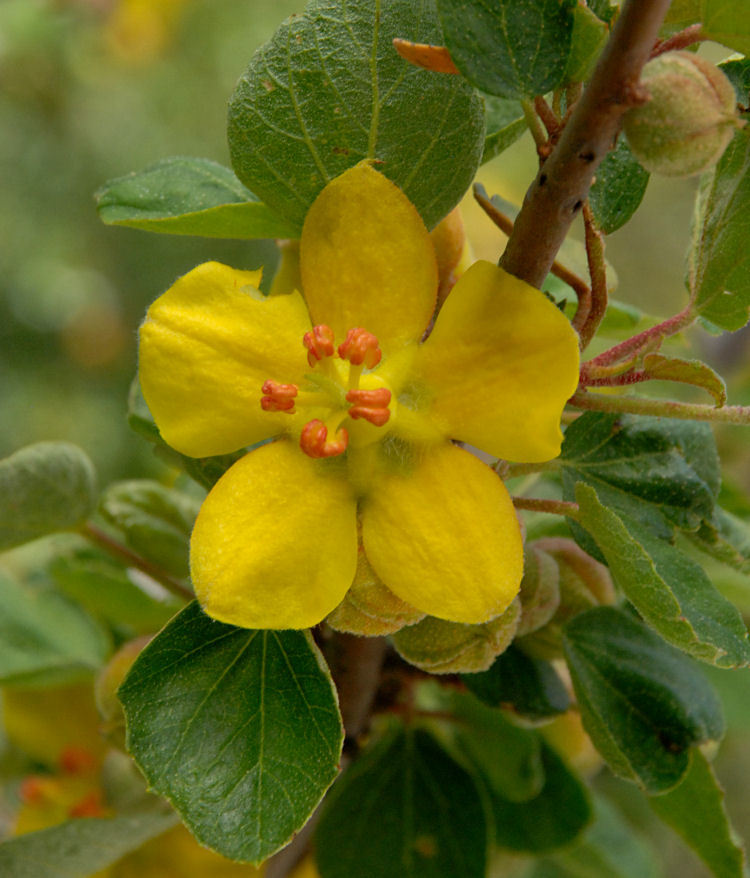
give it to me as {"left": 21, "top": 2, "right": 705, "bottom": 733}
{"left": 326, "top": 551, "right": 424, "bottom": 636}
{"left": 515, "top": 544, "right": 561, "bottom": 637}
{"left": 623, "top": 51, "right": 743, "bottom": 177}
{"left": 391, "top": 599, "right": 521, "bottom": 674}
{"left": 517, "top": 538, "right": 614, "bottom": 660}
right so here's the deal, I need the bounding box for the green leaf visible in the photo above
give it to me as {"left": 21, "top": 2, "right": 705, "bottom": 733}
{"left": 49, "top": 545, "right": 182, "bottom": 635}
{"left": 563, "top": 606, "right": 724, "bottom": 792}
{"left": 481, "top": 95, "right": 526, "bottom": 163}
{"left": 689, "top": 130, "right": 750, "bottom": 331}
{"left": 588, "top": 139, "right": 650, "bottom": 234}
{"left": 561, "top": 412, "right": 720, "bottom": 549}
{"left": 720, "top": 57, "right": 750, "bottom": 106}
{"left": 563, "top": 4, "right": 608, "bottom": 84}
{"left": 688, "top": 507, "right": 750, "bottom": 575}
{"left": 575, "top": 483, "right": 750, "bottom": 668}
{"left": 462, "top": 645, "right": 570, "bottom": 722}
{"left": 95, "top": 157, "right": 299, "bottom": 239}
{"left": 228, "top": 0, "right": 484, "bottom": 231}
{"left": 315, "top": 724, "right": 489, "bottom": 878}
{"left": 491, "top": 741, "right": 592, "bottom": 852}
{"left": 650, "top": 749, "right": 747, "bottom": 878}
{"left": 701, "top": 0, "right": 750, "bottom": 54}
{"left": 531, "top": 797, "right": 661, "bottom": 878}
{"left": 436, "top": 0, "right": 576, "bottom": 99}
{"left": 0, "top": 811, "right": 178, "bottom": 878}
{"left": 641, "top": 353, "right": 727, "bottom": 405}
{"left": 0, "top": 441, "right": 97, "bottom": 550}
{"left": 0, "top": 569, "right": 111, "bottom": 687}
{"left": 99, "top": 480, "right": 201, "bottom": 579}
{"left": 119, "top": 601, "right": 343, "bottom": 864}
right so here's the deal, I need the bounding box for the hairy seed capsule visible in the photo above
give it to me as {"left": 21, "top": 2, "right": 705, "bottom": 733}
{"left": 623, "top": 51, "right": 743, "bottom": 177}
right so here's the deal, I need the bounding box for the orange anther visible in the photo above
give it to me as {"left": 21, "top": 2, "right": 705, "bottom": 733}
{"left": 338, "top": 328, "right": 382, "bottom": 369}
{"left": 303, "top": 324, "right": 335, "bottom": 367}
{"left": 60, "top": 746, "right": 97, "bottom": 775}
{"left": 261, "top": 380, "right": 298, "bottom": 413}
{"left": 346, "top": 388, "right": 391, "bottom": 426}
{"left": 300, "top": 419, "right": 349, "bottom": 459}
{"left": 68, "top": 790, "right": 105, "bottom": 819}
{"left": 19, "top": 777, "right": 47, "bottom": 804}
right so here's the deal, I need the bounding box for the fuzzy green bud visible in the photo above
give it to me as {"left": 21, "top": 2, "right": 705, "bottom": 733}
{"left": 623, "top": 51, "right": 743, "bottom": 177}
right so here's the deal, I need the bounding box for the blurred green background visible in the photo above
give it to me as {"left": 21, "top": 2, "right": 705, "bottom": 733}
{"left": 1, "top": 2, "right": 749, "bottom": 876}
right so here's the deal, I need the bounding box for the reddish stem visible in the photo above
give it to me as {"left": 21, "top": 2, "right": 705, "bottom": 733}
{"left": 651, "top": 22, "right": 705, "bottom": 57}
{"left": 578, "top": 203, "right": 609, "bottom": 349}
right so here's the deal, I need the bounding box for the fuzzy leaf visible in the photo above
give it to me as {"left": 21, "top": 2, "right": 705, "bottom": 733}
{"left": 436, "top": 0, "right": 576, "bottom": 99}
{"left": 588, "top": 139, "right": 649, "bottom": 234}
{"left": 563, "top": 606, "right": 724, "bottom": 792}
{"left": 575, "top": 484, "right": 750, "bottom": 668}
{"left": 95, "top": 157, "right": 298, "bottom": 239}
{"left": 119, "top": 602, "right": 343, "bottom": 864}
{"left": 641, "top": 353, "right": 727, "bottom": 406}
{"left": 228, "top": 0, "right": 484, "bottom": 231}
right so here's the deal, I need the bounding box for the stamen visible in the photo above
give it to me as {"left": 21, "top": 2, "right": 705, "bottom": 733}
{"left": 338, "top": 327, "right": 382, "bottom": 369}
{"left": 303, "top": 324, "right": 335, "bottom": 367}
{"left": 261, "top": 380, "right": 298, "bottom": 413}
{"left": 346, "top": 388, "right": 391, "bottom": 426}
{"left": 300, "top": 419, "right": 349, "bottom": 458}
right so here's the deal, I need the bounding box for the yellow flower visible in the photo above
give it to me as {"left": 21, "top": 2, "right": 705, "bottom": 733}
{"left": 138, "top": 163, "right": 579, "bottom": 630}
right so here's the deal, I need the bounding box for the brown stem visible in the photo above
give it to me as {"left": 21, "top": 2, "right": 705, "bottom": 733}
{"left": 651, "top": 22, "right": 705, "bottom": 57}
{"left": 534, "top": 95, "right": 560, "bottom": 137}
{"left": 80, "top": 521, "right": 193, "bottom": 601}
{"left": 578, "top": 203, "right": 609, "bottom": 348}
{"left": 473, "top": 185, "right": 592, "bottom": 329}
{"left": 499, "top": 0, "right": 671, "bottom": 287}
{"left": 512, "top": 497, "right": 580, "bottom": 518}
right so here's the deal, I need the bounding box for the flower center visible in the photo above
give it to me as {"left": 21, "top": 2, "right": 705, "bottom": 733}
{"left": 261, "top": 324, "right": 393, "bottom": 459}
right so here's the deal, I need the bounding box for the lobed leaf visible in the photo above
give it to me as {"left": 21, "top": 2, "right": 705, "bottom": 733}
{"left": 315, "top": 723, "right": 489, "bottom": 878}
{"left": 436, "top": 0, "right": 576, "bottom": 99}
{"left": 575, "top": 484, "right": 750, "bottom": 668}
{"left": 563, "top": 606, "right": 724, "bottom": 792}
{"left": 119, "top": 601, "right": 343, "bottom": 864}
{"left": 0, "top": 442, "right": 97, "bottom": 550}
{"left": 650, "top": 749, "right": 747, "bottom": 878}
{"left": 228, "top": 0, "right": 484, "bottom": 231}
{"left": 95, "top": 157, "right": 298, "bottom": 239}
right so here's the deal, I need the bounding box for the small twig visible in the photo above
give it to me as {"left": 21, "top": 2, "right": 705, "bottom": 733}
{"left": 569, "top": 391, "right": 750, "bottom": 424}
{"left": 499, "top": 0, "right": 670, "bottom": 288}
{"left": 501, "top": 460, "right": 561, "bottom": 479}
{"left": 473, "top": 185, "right": 592, "bottom": 330}
{"left": 581, "top": 370, "right": 652, "bottom": 388}
{"left": 80, "top": 521, "right": 194, "bottom": 601}
{"left": 521, "top": 99, "right": 549, "bottom": 154}
{"left": 577, "top": 203, "right": 609, "bottom": 349}
{"left": 534, "top": 95, "right": 560, "bottom": 138}
{"left": 651, "top": 22, "right": 705, "bottom": 57}
{"left": 512, "top": 497, "right": 580, "bottom": 518}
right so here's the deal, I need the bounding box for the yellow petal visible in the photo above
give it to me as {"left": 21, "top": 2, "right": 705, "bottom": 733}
{"left": 300, "top": 163, "right": 437, "bottom": 351}
{"left": 191, "top": 440, "right": 357, "bottom": 629}
{"left": 413, "top": 261, "right": 580, "bottom": 462}
{"left": 361, "top": 443, "right": 523, "bottom": 624}
{"left": 139, "top": 261, "right": 311, "bottom": 458}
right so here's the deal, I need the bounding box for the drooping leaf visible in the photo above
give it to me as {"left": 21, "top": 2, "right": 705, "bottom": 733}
{"left": 99, "top": 480, "right": 201, "bottom": 579}
{"left": 482, "top": 95, "right": 526, "bottom": 163}
{"left": 462, "top": 644, "right": 570, "bottom": 722}
{"left": 588, "top": 139, "right": 650, "bottom": 234}
{"left": 641, "top": 353, "right": 727, "bottom": 406}
{"left": 688, "top": 507, "right": 750, "bottom": 576}
{"left": 529, "top": 797, "right": 661, "bottom": 878}
{"left": 0, "top": 442, "right": 97, "bottom": 550}
{"left": 119, "top": 601, "right": 343, "bottom": 864}
{"left": 436, "top": 0, "right": 576, "bottom": 99}
{"left": 563, "top": 606, "right": 725, "bottom": 792}
{"left": 490, "top": 741, "right": 592, "bottom": 852}
{"left": 0, "top": 569, "right": 111, "bottom": 687}
{"left": 228, "top": 0, "right": 485, "bottom": 231}
{"left": 575, "top": 484, "right": 750, "bottom": 668}
{"left": 0, "top": 810, "right": 178, "bottom": 878}
{"left": 95, "top": 157, "right": 298, "bottom": 239}
{"left": 688, "top": 130, "right": 750, "bottom": 331}
{"left": 650, "top": 749, "right": 747, "bottom": 878}
{"left": 561, "top": 412, "right": 720, "bottom": 549}
{"left": 315, "top": 723, "right": 489, "bottom": 878}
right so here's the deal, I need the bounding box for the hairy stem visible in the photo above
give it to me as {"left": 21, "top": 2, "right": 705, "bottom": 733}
{"left": 651, "top": 22, "right": 705, "bottom": 57}
{"left": 512, "top": 497, "right": 580, "bottom": 518}
{"left": 569, "top": 391, "right": 750, "bottom": 424}
{"left": 578, "top": 203, "right": 609, "bottom": 348}
{"left": 499, "top": 0, "right": 672, "bottom": 287}
{"left": 80, "top": 521, "right": 193, "bottom": 601}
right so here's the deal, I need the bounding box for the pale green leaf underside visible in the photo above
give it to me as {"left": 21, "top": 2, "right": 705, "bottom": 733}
{"left": 228, "top": 0, "right": 484, "bottom": 230}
